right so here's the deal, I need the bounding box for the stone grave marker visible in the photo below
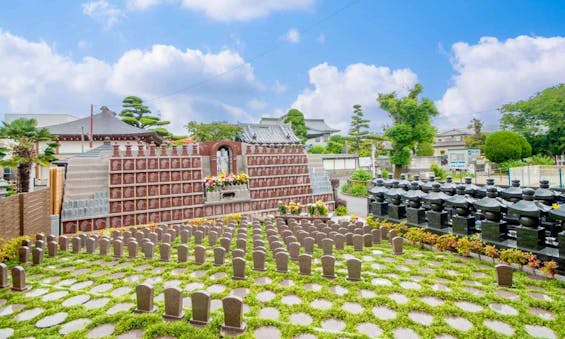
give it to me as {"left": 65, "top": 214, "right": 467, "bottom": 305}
{"left": 0, "top": 263, "right": 9, "bottom": 288}
{"left": 134, "top": 283, "right": 156, "bottom": 313}
{"left": 35, "top": 239, "right": 45, "bottom": 250}
{"left": 190, "top": 291, "right": 211, "bottom": 326}
{"left": 303, "top": 237, "right": 315, "bottom": 254}
{"left": 177, "top": 245, "right": 188, "bottom": 263}
{"left": 32, "top": 247, "right": 43, "bottom": 265}
{"left": 232, "top": 257, "right": 247, "bottom": 280}
{"left": 162, "top": 233, "right": 172, "bottom": 244}
{"left": 379, "top": 226, "right": 388, "bottom": 240}
{"left": 21, "top": 239, "right": 31, "bottom": 247}
{"left": 346, "top": 258, "right": 362, "bottom": 281}
{"left": 335, "top": 234, "right": 345, "bottom": 250}
{"left": 47, "top": 241, "right": 58, "bottom": 257}
{"left": 72, "top": 238, "right": 81, "bottom": 254}
{"left": 252, "top": 250, "right": 266, "bottom": 271}
{"left": 221, "top": 296, "right": 246, "bottom": 335}
{"left": 59, "top": 236, "right": 69, "bottom": 251}
{"left": 371, "top": 229, "right": 381, "bottom": 244}
{"left": 321, "top": 238, "right": 334, "bottom": 256}
{"left": 275, "top": 251, "right": 289, "bottom": 273}
{"left": 149, "top": 232, "right": 158, "bottom": 244}
{"left": 288, "top": 242, "right": 300, "bottom": 261}
{"left": 208, "top": 231, "right": 218, "bottom": 247}
{"left": 392, "top": 237, "right": 403, "bottom": 255}
{"left": 160, "top": 243, "right": 171, "bottom": 262}
{"left": 232, "top": 249, "right": 245, "bottom": 258}
{"left": 11, "top": 266, "right": 28, "bottom": 291}
{"left": 163, "top": 287, "right": 184, "bottom": 320}
{"left": 352, "top": 234, "right": 364, "bottom": 251}
{"left": 214, "top": 247, "right": 225, "bottom": 266}
{"left": 363, "top": 234, "right": 373, "bottom": 247}
{"left": 99, "top": 238, "right": 110, "bottom": 255}
{"left": 180, "top": 230, "right": 190, "bottom": 244}
{"left": 128, "top": 241, "right": 139, "bottom": 258}
{"left": 194, "top": 230, "right": 204, "bottom": 245}
{"left": 18, "top": 246, "right": 30, "bottom": 264}
{"left": 113, "top": 240, "right": 123, "bottom": 259}
{"left": 194, "top": 245, "right": 206, "bottom": 265}
{"left": 236, "top": 239, "right": 246, "bottom": 252}
{"left": 321, "top": 255, "right": 336, "bottom": 279}
{"left": 298, "top": 253, "right": 312, "bottom": 275}
{"left": 388, "top": 230, "right": 397, "bottom": 243}
{"left": 495, "top": 264, "right": 513, "bottom": 287}
{"left": 220, "top": 237, "right": 231, "bottom": 252}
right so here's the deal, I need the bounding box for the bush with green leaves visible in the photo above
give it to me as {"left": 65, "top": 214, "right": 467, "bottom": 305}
{"left": 484, "top": 130, "right": 531, "bottom": 163}
{"left": 334, "top": 205, "right": 348, "bottom": 216}
{"left": 349, "top": 185, "right": 368, "bottom": 197}
{"left": 430, "top": 163, "right": 446, "bottom": 180}
{"left": 350, "top": 168, "right": 372, "bottom": 182}
{"left": 528, "top": 154, "right": 555, "bottom": 165}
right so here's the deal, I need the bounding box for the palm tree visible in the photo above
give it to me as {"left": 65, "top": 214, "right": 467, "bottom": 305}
{"left": 0, "top": 119, "right": 59, "bottom": 193}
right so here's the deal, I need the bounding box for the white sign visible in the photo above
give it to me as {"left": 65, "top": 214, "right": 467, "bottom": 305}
{"left": 359, "top": 157, "right": 372, "bottom": 167}
{"left": 448, "top": 149, "right": 480, "bottom": 170}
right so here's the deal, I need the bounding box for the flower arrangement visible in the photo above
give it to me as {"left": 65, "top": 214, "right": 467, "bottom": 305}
{"left": 306, "top": 200, "right": 329, "bottom": 217}
{"left": 350, "top": 214, "right": 358, "bottom": 222}
{"left": 205, "top": 172, "right": 248, "bottom": 192}
{"left": 278, "top": 201, "right": 302, "bottom": 215}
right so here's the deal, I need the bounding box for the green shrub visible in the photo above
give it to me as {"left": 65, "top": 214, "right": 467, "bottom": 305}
{"left": 340, "top": 182, "right": 351, "bottom": 193}
{"left": 528, "top": 154, "right": 554, "bottom": 165}
{"left": 484, "top": 130, "right": 531, "bottom": 163}
{"left": 0, "top": 236, "right": 31, "bottom": 262}
{"left": 349, "top": 185, "right": 368, "bottom": 196}
{"left": 350, "top": 168, "right": 372, "bottom": 182}
{"left": 500, "top": 159, "right": 526, "bottom": 173}
{"left": 381, "top": 168, "right": 390, "bottom": 178}
{"left": 430, "top": 163, "right": 446, "bottom": 180}
{"left": 335, "top": 205, "right": 348, "bottom": 216}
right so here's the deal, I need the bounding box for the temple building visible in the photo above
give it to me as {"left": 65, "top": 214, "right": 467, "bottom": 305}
{"left": 258, "top": 115, "right": 339, "bottom": 147}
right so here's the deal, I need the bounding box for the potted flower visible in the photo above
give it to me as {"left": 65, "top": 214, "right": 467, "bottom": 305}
{"left": 278, "top": 201, "right": 287, "bottom": 215}
{"left": 315, "top": 200, "right": 329, "bottom": 216}
{"left": 350, "top": 214, "right": 358, "bottom": 222}
{"left": 307, "top": 203, "right": 316, "bottom": 217}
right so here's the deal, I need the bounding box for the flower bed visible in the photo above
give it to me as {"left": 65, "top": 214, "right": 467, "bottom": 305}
{"left": 204, "top": 172, "right": 248, "bottom": 192}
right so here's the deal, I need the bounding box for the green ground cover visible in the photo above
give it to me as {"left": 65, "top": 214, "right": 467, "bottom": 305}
{"left": 0, "top": 222, "right": 563, "bottom": 339}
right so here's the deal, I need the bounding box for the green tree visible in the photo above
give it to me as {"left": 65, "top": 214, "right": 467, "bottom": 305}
{"left": 284, "top": 109, "right": 308, "bottom": 144}
{"left": 416, "top": 142, "right": 434, "bottom": 156}
{"left": 0, "top": 119, "right": 59, "bottom": 193}
{"left": 325, "top": 135, "right": 346, "bottom": 154}
{"left": 186, "top": 121, "right": 242, "bottom": 141}
{"left": 484, "top": 130, "right": 531, "bottom": 164}
{"left": 464, "top": 118, "right": 487, "bottom": 152}
{"left": 377, "top": 84, "right": 438, "bottom": 177}
{"left": 348, "top": 104, "right": 370, "bottom": 154}
{"left": 308, "top": 145, "right": 326, "bottom": 154}
{"left": 119, "top": 96, "right": 171, "bottom": 137}
{"left": 500, "top": 84, "right": 565, "bottom": 155}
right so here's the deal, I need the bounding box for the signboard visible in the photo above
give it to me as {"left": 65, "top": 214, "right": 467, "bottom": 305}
{"left": 448, "top": 149, "right": 480, "bottom": 170}
{"left": 359, "top": 157, "right": 372, "bottom": 168}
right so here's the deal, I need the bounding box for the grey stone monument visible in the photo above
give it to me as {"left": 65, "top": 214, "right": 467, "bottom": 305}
{"left": 298, "top": 253, "right": 312, "bottom": 275}
{"left": 190, "top": 291, "right": 211, "bottom": 326}
{"left": 275, "top": 251, "right": 289, "bottom": 273}
{"left": 232, "top": 257, "right": 247, "bottom": 280}
{"left": 194, "top": 245, "right": 206, "bottom": 265}
{"left": 321, "top": 255, "right": 336, "bottom": 279}
{"left": 221, "top": 296, "right": 246, "bottom": 335}
{"left": 495, "top": 264, "right": 513, "bottom": 287}
{"left": 346, "top": 258, "right": 362, "bottom": 281}
{"left": 214, "top": 247, "right": 226, "bottom": 266}
{"left": 177, "top": 244, "right": 189, "bottom": 263}
{"left": 11, "top": 266, "right": 28, "bottom": 291}
{"left": 163, "top": 287, "right": 184, "bottom": 320}
{"left": 135, "top": 283, "right": 157, "bottom": 313}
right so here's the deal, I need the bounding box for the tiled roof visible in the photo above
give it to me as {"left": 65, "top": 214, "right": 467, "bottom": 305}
{"left": 238, "top": 123, "right": 301, "bottom": 144}
{"left": 433, "top": 140, "right": 466, "bottom": 147}
{"left": 258, "top": 115, "right": 339, "bottom": 135}
{"left": 436, "top": 128, "right": 473, "bottom": 137}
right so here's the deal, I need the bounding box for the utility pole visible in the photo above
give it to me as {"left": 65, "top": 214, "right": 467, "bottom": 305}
{"left": 89, "top": 104, "right": 94, "bottom": 149}
{"left": 81, "top": 126, "right": 85, "bottom": 153}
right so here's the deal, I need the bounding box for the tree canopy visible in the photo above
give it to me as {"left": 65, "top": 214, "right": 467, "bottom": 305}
{"left": 348, "top": 104, "right": 370, "bottom": 154}
{"left": 377, "top": 84, "right": 438, "bottom": 176}
{"left": 186, "top": 121, "right": 242, "bottom": 142}
{"left": 0, "top": 119, "right": 59, "bottom": 193}
{"left": 119, "top": 96, "right": 171, "bottom": 138}
{"left": 484, "top": 130, "right": 531, "bottom": 164}
{"left": 284, "top": 109, "right": 308, "bottom": 144}
{"left": 464, "top": 118, "right": 487, "bottom": 152}
{"left": 325, "top": 135, "right": 346, "bottom": 154}
{"left": 500, "top": 84, "right": 565, "bottom": 156}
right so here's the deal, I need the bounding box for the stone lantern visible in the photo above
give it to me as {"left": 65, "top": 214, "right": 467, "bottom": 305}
{"left": 463, "top": 177, "right": 480, "bottom": 198}
{"left": 421, "top": 175, "right": 436, "bottom": 194}
{"left": 398, "top": 174, "right": 411, "bottom": 191}
{"left": 473, "top": 187, "right": 507, "bottom": 242}
{"left": 405, "top": 182, "right": 426, "bottom": 226}
{"left": 368, "top": 179, "right": 387, "bottom": 218}
{"left": 383, "top": 174, "right": 395, "bottom": 189}
{"left": 384, "top": 181, "right": 406, "bottom": 221}
{"left": 475, "top": 178, "right": 498, "bottom": 198}
{"left": 422, "top": 183, "right": 449, "bottom": 229}
{"left": 508, "top": 188, "right": 545, "bottom": 250}
{"left": 411, "top": 175, "right": 424, "bottom": 190}
{"left": 448, "top": 185, "right": 475, "bottom": 235}
{"left": 500, "top": 179, "right": 523, "bottom": 203}
{"left": 440, "top": 176, "right": 457, "bottom": 196}
{"left": 548, "top": 206, "right": 565, "bottom": 257}
{"left": 534, "top": 180, "right": 558, "bottom": 206}
{"left": 370, "top": 173, "right": 383, "bottom": 186}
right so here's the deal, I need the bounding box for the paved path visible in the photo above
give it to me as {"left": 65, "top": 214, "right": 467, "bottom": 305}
{"left": 337, "top": 190, "right": 368, "bottom": 218}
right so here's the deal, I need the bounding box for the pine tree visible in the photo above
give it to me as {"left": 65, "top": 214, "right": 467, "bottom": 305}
{"left": 348, "top": 104, "right": 370, "bottom": 154}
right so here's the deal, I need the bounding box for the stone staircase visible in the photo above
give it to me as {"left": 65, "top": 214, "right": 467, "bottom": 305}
{"left": 307, "top": 154, "right": 333, "bottom": 195}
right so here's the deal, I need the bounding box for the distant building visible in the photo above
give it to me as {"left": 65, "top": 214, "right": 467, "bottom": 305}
{"left": 432, "top": 128, "right": 473, "bottom": 156}
{"left": 259, "top": 115, "right": 339, "bottom": 147}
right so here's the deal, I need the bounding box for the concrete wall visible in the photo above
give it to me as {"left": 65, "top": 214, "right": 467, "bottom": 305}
{"left": 0, "top": 188, "right": 51, "bottom": 239}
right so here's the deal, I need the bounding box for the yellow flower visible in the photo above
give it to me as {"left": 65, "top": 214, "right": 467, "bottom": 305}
{"left": 553, "top": 203, "right": 561, "bottom": 209}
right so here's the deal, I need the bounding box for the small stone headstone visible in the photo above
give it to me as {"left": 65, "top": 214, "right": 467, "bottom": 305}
{"left": 321, "top": 238, "right": 334, "bottom": 256}
{"left": 18, "top": 246, "right": 30, "bottom": 264}
{"left": 36, "top": 233, "right": 45, "bottom": 241}
{"left": 298, "top": 253, "right": 312, "bottom": 275}
{"left": 135, "top": 283, "right": 156, "bottom": 313}
{"left": 352, "top": 234, "right": 363, "bottom": 251}
{"left": 190, "top": 291, "right": 211, "bottom": 326}
{"left": 32, "top": 247, "right": 43, "bottom": 265}
{"left": 392, "top": 237, "right": 403, "bottom": 255}
{"left": 232, "top": 249, "right": 245, "bottom": 259}
{"left": 194, "top": 230, "right": 203, "bottom": 245}
{"left": 99, "top": 238, "right": 110, "bottom": 256}
{"left": 363, "top": 234, "right": 373, "bottom": 247}
{"left": 495, "top": 264, "right": 513, "bottom": 287}
{"left": 163, "top": 287, "right": 184, "bottom": 320}
{"left": 345, "top": 233, "right": 354, "bottom": 246}
{"left": 128, "top": 241, "right": 139, "bottom": 258}
{"left": 236, "top": 239, "right": 246, "bottom": 252}
{"left": 46, "top": 241, "right": 57, "bottom": 258}
{"left": 194, "top": 245, "right": 206, "bottom": 265}
{"left": 220, "top": 237, "right": 231, "bottom": 252}
{"left": 371, "top": 229, "right": 381, "bottom": 244}
{"left": 0, "top": 263, "right": 9, "bottom": 288}
{"left": 162, "top": 233, "right": 172, "bottom": 244}
{"left": 252, "top": 250, "right": 266, "bottom": 271}
{"left": 275, "top": 251, "right": 289, "bottom": 273}
{"left": 288, "top": 242, "right": 300, "bottom": 261}
{"left": 388, "top": 230, "right": 397, "bottom": 243}
{"left": 35, "top": 239, "right": 45, "bottom": 250}
{"left": 149, "top": 232, "right": 158, "bottom": 244}
{"left": 86, "top": 238, "right": 96, "bottom": 254}
{"left": 160, "top": 243, "right": 171, "bottom": 262}
{"left": 208, "top": 231, "right": 218, "bottom": 247}
{"left": 321, "top": 255, "right": 336, "bottom": 279}
{"left": 303, "top": 237, "right": 315, "bottom": 254}
{"left": 59, "top": 236, "right": 69, "bottom": 251}
{"left": 180, "top": 230, "right": 190, "bottom": 244}
{"left": 177, "top": 245, "right": 188, "bottom": 263}
{"left": 379, "top": 226, "right": 388, "bottom": 240}
{"left": 346, "top": 258, "right": 362, "bottom": 281}
{"left": 232, "top": 257, "right": 247, "bottom": 280}
{"left": 134, "top": 231, "right": 144, "bottom": 243}
{"left": 71, "top": 237, "right": 81, "bottom": 254}
{"left": 11, "top": 266, "right": 28, "bottom": 291}
{"left": 113, "top": 240, "right": 123, "bottom": 259}
{"left": 221, "top": 296, "right": 246, "bottom": 335}
{"left": 334, "top": 234, "right": 345, "bottom": 250}
{"left": 214, "top": 247, "right": 225, "bottom": 266}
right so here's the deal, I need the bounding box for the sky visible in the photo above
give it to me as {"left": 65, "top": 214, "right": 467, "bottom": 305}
{"left": 0, "top": 0, "right": 564, "bottom": 135}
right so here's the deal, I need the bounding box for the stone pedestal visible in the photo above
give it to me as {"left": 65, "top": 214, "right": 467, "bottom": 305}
{"left": 370, "top": 202, "right": 388, "bottom": 217}
{"left": 406, "top": 208, "right": 425, "bottom": 226}
{"left": 387, "top": 205, "right": 406, "bottom": 221}
{"left": 452, "top": 216, "right": 475, "bottom": 235}
{"left": 516, "top": 226, "right": 545, "bottom": 250}
{"left": 426, "top": 211, "right": 448, "bottom": 229}
{"left": 481, "top": 220, "right": 507, "bottom": 242}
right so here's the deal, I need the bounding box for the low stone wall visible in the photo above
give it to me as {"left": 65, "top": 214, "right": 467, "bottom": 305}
{"left": 0, "top": 188, "right": 51, "bottom": 239}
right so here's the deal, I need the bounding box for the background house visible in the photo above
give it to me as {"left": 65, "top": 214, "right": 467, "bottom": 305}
{"left": 432, "top": 128, "right": 473, "bottom": 156}
{"left": 259, "top": 115, "right": 339, "bottom": 147}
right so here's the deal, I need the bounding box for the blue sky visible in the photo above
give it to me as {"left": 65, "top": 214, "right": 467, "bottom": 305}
{"left": 0, "top": 0, "right": 564, "bottom": 134}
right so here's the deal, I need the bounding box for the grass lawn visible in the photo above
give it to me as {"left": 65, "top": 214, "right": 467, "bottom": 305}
{"left": 0, "top": 221, "right": 563, "bottom": 338}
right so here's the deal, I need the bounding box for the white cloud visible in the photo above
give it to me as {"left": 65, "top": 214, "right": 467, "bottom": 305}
{"left": 82, "top": 0, "right": 124, "bottom": 29}
{"left": 125, "top": 0, "right": 314, "bottom": 21}
{"left": 0, "top": 31, "right": 261, "bottom": 134}
{"left": 317, "top": 33, "right": 325, "bottom": 44}
{"left": 247, "top": 98, "right": 268, "bottom": 111}
{"left": 272, "top": 81, "right": 287, "bottom": 94}
{"left": 436, "top": 35, "right": 565, "bottom": 128}
{"left": 291, "top": 63, "right": 418, "bottom": 133}
{"left": 283, "top": 28, "right": 301, "bottom": 43}
{"left": 77, "top": 40, "right": 91, "bottom": 49}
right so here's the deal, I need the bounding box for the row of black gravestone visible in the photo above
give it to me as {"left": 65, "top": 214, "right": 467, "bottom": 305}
{"left": 368, "top": 176, "right": 565, "bottom": 256}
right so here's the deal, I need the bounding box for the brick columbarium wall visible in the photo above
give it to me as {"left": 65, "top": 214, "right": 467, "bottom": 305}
{"left": 60, "top": 141, "right": 334, "bottom": 234}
